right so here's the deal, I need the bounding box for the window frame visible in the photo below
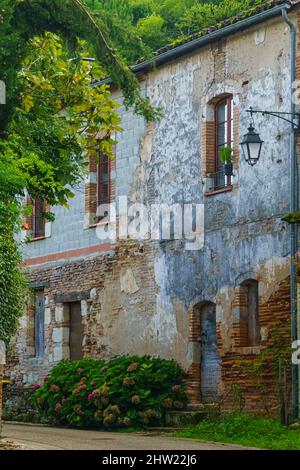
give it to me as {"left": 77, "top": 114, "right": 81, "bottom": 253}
{"left": 97, "top": 154, "right": 111, "bottom": 207}
{"left": 214, "top": 95, "right": 233, "bottom": 189}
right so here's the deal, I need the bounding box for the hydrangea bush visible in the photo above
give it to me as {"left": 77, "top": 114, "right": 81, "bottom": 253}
{"left": 31, "top": 356, "right": 187, "bottom": 429}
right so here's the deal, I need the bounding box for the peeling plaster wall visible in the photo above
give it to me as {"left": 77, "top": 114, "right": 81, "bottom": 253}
{"left": 119, "top": 17, "right": 292, "bottom": 371}
{"left": 5, "top": 16, "right": 296, "bottom": 411}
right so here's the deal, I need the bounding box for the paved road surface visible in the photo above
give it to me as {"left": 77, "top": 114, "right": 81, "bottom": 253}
{"left": 2, "top": 423, "right": 252, "bottom": 451}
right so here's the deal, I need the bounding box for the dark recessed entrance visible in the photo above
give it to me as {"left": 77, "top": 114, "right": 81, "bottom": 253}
{"left": 69, "top": 302, "right": 84, "bottom": 361}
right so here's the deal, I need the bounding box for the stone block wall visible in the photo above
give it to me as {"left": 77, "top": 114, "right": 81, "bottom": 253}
{"left": 5, "top": 239, "right": 161, "bottom": 389}
{"left": 2, "top": 384, "right": 38, "bottom": 423}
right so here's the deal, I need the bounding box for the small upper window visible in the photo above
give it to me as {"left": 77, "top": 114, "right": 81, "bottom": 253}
{"left": 33, "top": 198, "right": 45, "bottom": 239}
{"left": 214, "top": 96, "right": 233, "bottom": 189}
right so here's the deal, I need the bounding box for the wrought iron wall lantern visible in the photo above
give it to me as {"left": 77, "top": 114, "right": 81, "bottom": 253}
{"left": 240, "top": 107, "right": 300, "bottom": 166}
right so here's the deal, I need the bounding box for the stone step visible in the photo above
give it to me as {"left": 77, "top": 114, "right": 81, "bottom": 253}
{"left": 165, "top": 403, "right": 220, "bottom": 428}
{"left": 165, "top": 410, "right": 208, "bottom": 427}
{"left": 187, "top": 403, "right": 219, "bottom": 412}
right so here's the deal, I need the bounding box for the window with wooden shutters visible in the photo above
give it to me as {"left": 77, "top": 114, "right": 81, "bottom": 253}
{"left": 33, "top": 198, "right": 45, "bottom": 239}
{"left": 97, "top": 154, "right": 110, "bottom": 220}
{"left": 215, "top": 96, "right": 233, "bottom": 189}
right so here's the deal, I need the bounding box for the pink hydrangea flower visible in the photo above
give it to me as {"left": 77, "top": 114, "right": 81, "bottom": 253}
{"left": 34, "top": 384, "right": 41, "bottom": 390}
{"left": 87, "top": 393, "right": 94, "bottom": 401}
{"left": 123, "top": 378, "right": 135, "bottom": 387}
{"left": 55, "top": 403, "right": 62, "bottom": 413}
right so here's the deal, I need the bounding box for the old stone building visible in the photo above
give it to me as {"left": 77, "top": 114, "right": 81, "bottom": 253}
{"left": 4, "top": 0, "right": 300, "bottom": 415}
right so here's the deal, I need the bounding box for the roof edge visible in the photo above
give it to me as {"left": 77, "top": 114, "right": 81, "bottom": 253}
{"left": 98, "top": 2, "right": 293, "bottom": 87}
{"left": 132, "top": 2, "right": 292, "bottom": 74}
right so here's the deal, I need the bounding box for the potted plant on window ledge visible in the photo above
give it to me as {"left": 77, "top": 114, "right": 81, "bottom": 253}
{"left": 219, "top": 146, "right": 233, "bottom": 177}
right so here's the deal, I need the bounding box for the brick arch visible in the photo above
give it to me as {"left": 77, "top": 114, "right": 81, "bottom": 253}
{"left": 207, "top": 92, "right": 233, "bottom": 106}
{"left": 202, "top": 78, "right": 236, "bottom": 104}
{"left": 234, "top": 271, "right": 257, "bottom": 287}
{"left": 201, "top": 88, "right": 236, "bottom": 120}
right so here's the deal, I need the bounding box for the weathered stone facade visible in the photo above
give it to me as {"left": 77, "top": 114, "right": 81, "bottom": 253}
{"left": 5, "top": 4, "right": 300, "bottom": 417}
{"left": 0, "top": 341, "right": 6, "bottom": 428}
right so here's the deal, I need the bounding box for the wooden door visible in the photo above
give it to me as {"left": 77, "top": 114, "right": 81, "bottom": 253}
{"left": 69, "top": 302, "right": 83, "bottom": 361}
{"left": 200, "top": 303, "right": 221, "bottom": 403}
{"left": 35, "top": 292, "right": 45, "bottom": 358}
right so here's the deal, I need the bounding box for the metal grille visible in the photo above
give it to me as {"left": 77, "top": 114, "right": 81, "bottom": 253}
{"left": 210, "top": 169, "right": 231, "bottom": 191}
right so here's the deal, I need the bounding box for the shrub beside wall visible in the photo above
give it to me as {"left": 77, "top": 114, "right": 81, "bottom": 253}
{"left": 31, "top": 356, "right": 187, "bottom": 428}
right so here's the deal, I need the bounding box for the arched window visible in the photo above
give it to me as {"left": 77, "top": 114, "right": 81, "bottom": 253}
{"left": 240, "top": 280, "right": 260, "bottom": 346}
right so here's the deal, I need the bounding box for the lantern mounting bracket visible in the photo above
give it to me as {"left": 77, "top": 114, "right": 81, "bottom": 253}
{"left": 246, "top": 107, "right": 300, "bottom": 131}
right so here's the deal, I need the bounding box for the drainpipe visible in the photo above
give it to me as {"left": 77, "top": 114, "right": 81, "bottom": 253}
{"left": 282, "top": 6, "right": 298, "bottom": 421}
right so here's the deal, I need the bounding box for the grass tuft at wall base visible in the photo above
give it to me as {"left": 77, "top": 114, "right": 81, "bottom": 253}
{"left": 175, "top": 412, "right": 300, "bottom": 450}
